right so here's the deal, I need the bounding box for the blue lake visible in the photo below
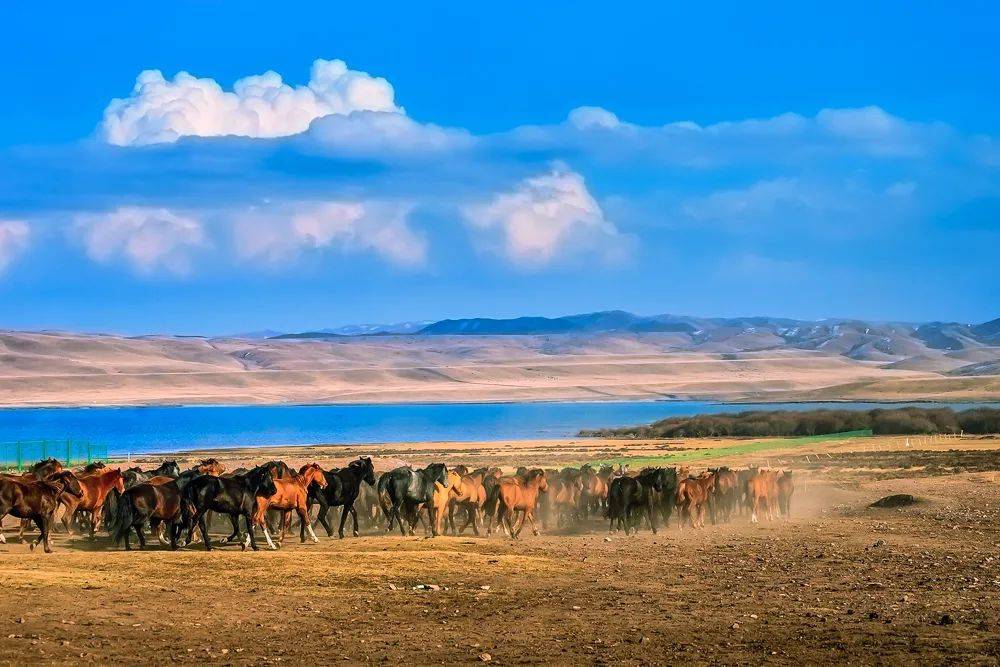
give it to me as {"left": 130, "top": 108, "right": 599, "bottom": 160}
{"left": 1, "top": 400, "right": 995, "bottom": 456}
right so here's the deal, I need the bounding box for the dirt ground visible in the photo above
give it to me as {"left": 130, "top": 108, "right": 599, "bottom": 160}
{"left": 2, "top": 437, "right": 999, "bottom": 665}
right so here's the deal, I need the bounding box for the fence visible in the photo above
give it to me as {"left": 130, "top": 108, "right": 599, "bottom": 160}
{"left": 0, "top": 440, "right": 109, "bottom": 471}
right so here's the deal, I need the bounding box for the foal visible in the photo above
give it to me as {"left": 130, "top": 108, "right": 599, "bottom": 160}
{"left": 676, "top": 471, "right": 717, "bottom": 529}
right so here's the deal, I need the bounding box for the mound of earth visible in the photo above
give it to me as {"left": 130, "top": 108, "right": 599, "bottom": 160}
{"left": 869, "top": 493, "right": 921, "bottom": 508}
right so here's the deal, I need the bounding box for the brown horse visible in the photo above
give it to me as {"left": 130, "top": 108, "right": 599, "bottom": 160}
{"left": 676, "top": 471, "right": 717, "bottom": 529}
{"left": 447, "top": 470, "right": 488, "bottom": 535}
{"left": 253, "top": 463, "right": 326, "bottom": 549}
{"left": 747, "top": 469, "right": 781, "bottom": 523}
{"left": 580, "top": 465, "right": 609, "bottom": 519}
{"left": 55, "top": 467, "right": 125, "bottom": 537}
{"left": 709, "top": 467, "right": 739, "bottom": 523}
{"left": 193, "top": 459, "right": 226, "bottom": 476}
{"left": 430, "top": 471, "right": 460, "bottom": 536}
{"left": 776, "top": 471, "right": 794, "bottom": 518}
{"left": 0, "top": 472, "right": 82, "bottom": 552}
{"left": 496, "top": 469, "right": 548, "bottom": 539}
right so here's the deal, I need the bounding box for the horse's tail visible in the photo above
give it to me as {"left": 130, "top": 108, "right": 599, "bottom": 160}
{"left": 102, "top": 487, "right": 121, "bottom": 534}
{"left": 111, "top": 492, "right": 134, "bottom": 546}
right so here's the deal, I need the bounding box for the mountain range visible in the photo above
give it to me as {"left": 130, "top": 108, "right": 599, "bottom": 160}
{"left": 266, "top": 311, "right": 1000, "bottom": 372}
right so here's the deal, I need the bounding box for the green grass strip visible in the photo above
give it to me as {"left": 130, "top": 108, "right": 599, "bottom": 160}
{"left": 580, "top": 429, "right": 873, "bottom": 468}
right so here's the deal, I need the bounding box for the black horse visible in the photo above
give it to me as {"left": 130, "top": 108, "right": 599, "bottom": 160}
{"left": 308, "top": 457, "right": 376, "bottom": 539}
{"left": 122, "top": 460, "right": 182, "bottom": 488}
{"left": 652, "top": 466, "right": 680, "bottom": 528}
{"left": 380, "top": 463, "right": 448, "bottom": 536}
{"left": 607, "top": 467, "right": 672, "bottom": 535}
{"left": 181, "top": 465, "right": 278, "bottom": 551}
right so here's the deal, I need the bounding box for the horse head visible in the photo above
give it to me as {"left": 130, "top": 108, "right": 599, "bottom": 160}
{"left": 300, "top": 463, "right": 327, "bottom": 489}
{"left": 49, "top": 471, "right": 83, "bottom": 497}
{"left": 527, "top": 468, "right": 548, "bottom": 492}
{"left": 197, "top": 458, "right": 226, "bottom": 476}
{"left": 111, "top": 468, "right": 126, "bottom": 493}
{"left": 425, "top": 463, "right": 448, "bottom": 488}
{"left": 248, "top": 466, "right": 278, "bottom": 497}
{"left": 356, "top": 456, "right": 376, "bottom": 486}
{"left": 161, "top": 460, "right": 182, "bottom": 478}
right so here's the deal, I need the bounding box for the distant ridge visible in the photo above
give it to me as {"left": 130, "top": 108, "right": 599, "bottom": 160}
{"left": 263, "top": 310, "right": 1000, "bottom": 372}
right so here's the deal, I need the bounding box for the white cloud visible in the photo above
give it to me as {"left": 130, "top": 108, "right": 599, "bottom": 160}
{"left": 567, "top": 106, "right": 622, "bottom": 130}
{"left": 102, "top": 59, "right": 400, "bottom": 146}
{"left": 303, "top": 110, "right": 472, "bottom": 156}
{"left": 74, "top": 207, "right": 207, "bottom": 274}
{"left": 462, "top": 168, "right": 627, "bottom": 267}
{"left": 233, "top": 200, "right": 426, "bottom": 268}
{"left": 0, "top": 220, "right": 30, "bottom": 274}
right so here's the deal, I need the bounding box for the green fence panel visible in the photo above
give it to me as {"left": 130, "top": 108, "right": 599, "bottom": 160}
{"left": 0, "top": 440, "right": 109, "bottom": 471}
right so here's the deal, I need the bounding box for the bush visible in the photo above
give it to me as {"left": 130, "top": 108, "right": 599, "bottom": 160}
{"left": 580, "top": 407, "right": 1000, "bottom": 438}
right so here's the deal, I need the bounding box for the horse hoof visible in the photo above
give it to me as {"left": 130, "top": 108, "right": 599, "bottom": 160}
{"left": 29, "top": 541, "right": 36, "bottom": 552}
{"left": 352, "top": 531, "right": 359, "bottom": 538}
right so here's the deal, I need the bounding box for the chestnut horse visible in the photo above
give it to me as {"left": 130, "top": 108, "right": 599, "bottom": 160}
{"left": 747, "top": 469, "right": 781, "bottom": 523}
{"left": 676, "top": 471, "right": 717, "bottom": 529}
{"left": 430, "top": 470, "right": 460, "bottom": 536}
{"left": 55, "top": 467, "right": 125, "bottom": 537}
{"left": 253, "top": 462, "right": 326, "bottom": 549}
{"left": 496, "top": 469, "right": 548, "bottom": 539}
{"left": 0, "top": 472, "right": 83, "bottom": 552}
{"left": 447, "top": 470, "right": 489, "bottom": 535}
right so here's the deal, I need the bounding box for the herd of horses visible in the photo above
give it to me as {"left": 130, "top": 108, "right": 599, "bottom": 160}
{"left": 0, "top": 456, "right": 794, "bottom": 552}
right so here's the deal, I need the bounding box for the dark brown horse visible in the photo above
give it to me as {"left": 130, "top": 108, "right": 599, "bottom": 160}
{"left": 112, "top": 480, "right": 185, "bottom": 550}
{"left": 0, "top": 472, "right": 82, "bottom": 552}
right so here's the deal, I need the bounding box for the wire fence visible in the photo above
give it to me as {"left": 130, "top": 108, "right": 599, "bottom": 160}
{"left": 0, "top": 440, "right": 108, "bottom": 471}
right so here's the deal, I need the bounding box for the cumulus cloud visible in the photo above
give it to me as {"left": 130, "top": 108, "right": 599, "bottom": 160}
{"left": 233, "top": 200, "right": 426, "bottom": 268}
{"left": 102, "top": 59, "right": 400, "bottom": 146}
{"left": 462, "top": 168, "right": 627, "bottom": 267}
{"left": 74, "top": 207, "right": 207, "bottom": 274}
{"left": 0, "top": 220, "right": 30, "bottom": 274}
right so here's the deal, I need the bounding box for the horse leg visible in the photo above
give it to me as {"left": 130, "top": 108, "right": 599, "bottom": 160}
{"left": 195, "top": 510, "right": 212, "bottom": 551}
{"left": 221, "top": 514, "right": 241, "bottom": 544}
{"left": 253, "top": 506, "right": 277, "bottom": 550}
{"left": 243, "top": 512, "right": 259, "bottom": 551}
{"left": 524, "top": 510, "right": 540, "bottom": 537}
{"left": 317, "top": 503, "right": 334, "bottom": 537}
{"left": 301, "top": 503, "right": 318, "bottom": 543}
{"left": 350, "top": 505, "right": 360, "bottom": 537}
{"left": 89, "top": 505, "right": 103, "bottom": 539}
{"left": 28, "top": 516, "right": 43, "bottom": 552}
{"left": 337, "top": 504, "right": 350, "bottom": 539}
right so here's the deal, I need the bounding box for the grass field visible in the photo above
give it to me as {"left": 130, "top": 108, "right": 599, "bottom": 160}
{"left": 583, "top": 429, "right": 873, "bottom": 468}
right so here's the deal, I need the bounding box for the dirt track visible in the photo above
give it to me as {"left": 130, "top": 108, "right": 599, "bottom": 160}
{"left": 2, "top": 441, "right": 999, "bottom": 665}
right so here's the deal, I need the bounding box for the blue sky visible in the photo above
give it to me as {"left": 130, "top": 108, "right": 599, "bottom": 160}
{"left": 1, "top": 2, "right": 997, "bottom": 334}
